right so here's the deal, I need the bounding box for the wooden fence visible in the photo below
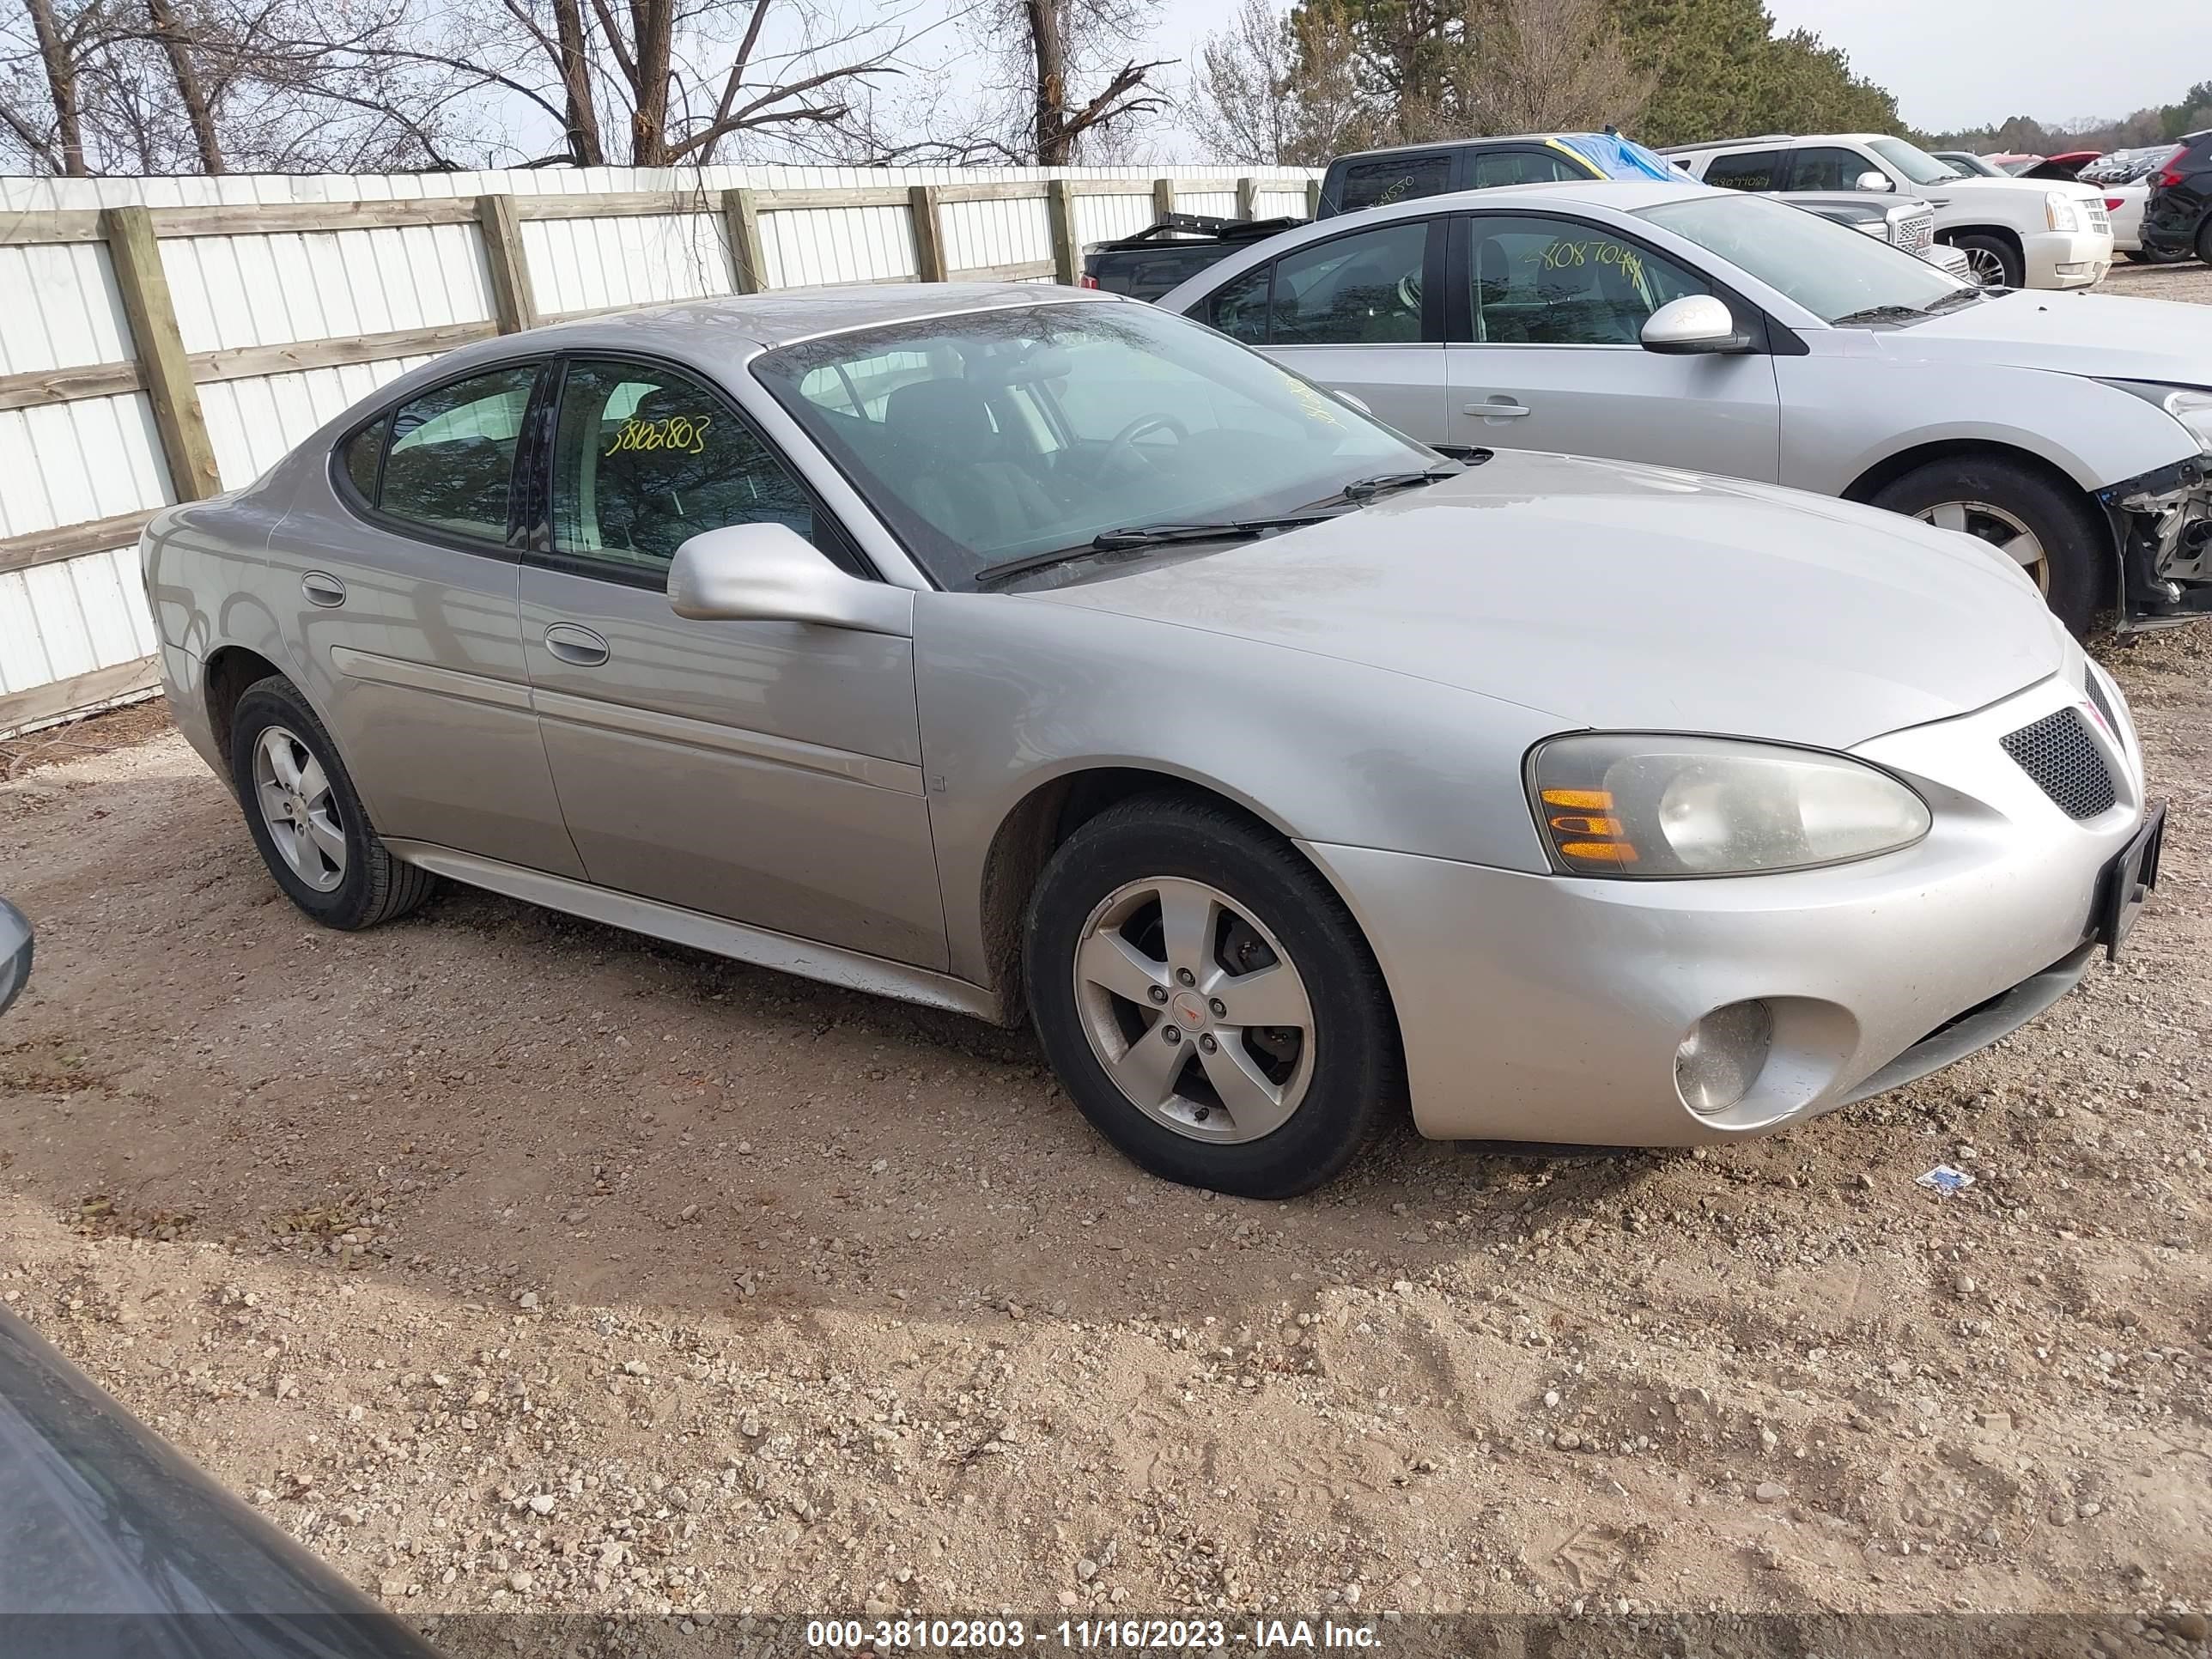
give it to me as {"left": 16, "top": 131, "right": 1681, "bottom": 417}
{"left": 0, "top": 164, "right": 1320, "bottom": 737}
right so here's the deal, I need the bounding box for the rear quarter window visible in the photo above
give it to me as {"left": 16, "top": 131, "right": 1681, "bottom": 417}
{"left": 1333, "top": 152, "right": 1455, "bottom": 214}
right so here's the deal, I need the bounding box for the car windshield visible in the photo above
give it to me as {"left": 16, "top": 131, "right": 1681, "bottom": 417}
{"left": 1636, "top": 192, "right": 1971, "bottom": 325}
{"left": 752, "top": 301, "right": 1433, "bottom": 590}
{"left": 1869, "top": 137, "right": 1964, "bottom": 184}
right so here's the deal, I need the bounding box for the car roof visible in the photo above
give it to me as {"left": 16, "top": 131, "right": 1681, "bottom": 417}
{"left": 503, "top": 282, "right": 1121, "bottom": 355}
{"left": 1322, "top": 178, "right": 1731, "bottom": 216}
{"left": 1328, "top": 133, "right": 1590, "bottom": 164}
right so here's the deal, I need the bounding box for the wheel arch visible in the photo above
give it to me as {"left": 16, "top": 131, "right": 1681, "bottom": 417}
{"left": 1936, "top": 221, "right": 2025, "bottom": 267}
{"left": 202, "top": 645, "right": 292, "bottom": 782}
{"left": 972, "top": 763, "right": 1403, "bottom": 1053}
{"left": 1842, "top": 437, "right": 2121, "bottom": 617}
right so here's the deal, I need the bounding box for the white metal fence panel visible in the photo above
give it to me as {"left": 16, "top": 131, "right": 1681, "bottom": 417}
{"left": 759, "top": 204, "right": 916, "bottom": 289}
{"left": 524, "top": 212, "right": 732, "bottom": 316}
{"left": 941, "top": 195, "right": 1054, "bottom": 275}
{"left": 199, "top": 354, "right": 436, "bottom": 487}
{"left": 160, "top": 225, "right": 493, "bottom": 356}
{"left": 1073, "top": 192, "right": 1157, "bottom": 247}
{"left": 0, "top": 240, "right": 130, "bottom": 374}
{"left": 1255, "top": 189, "right": 1310, "bottom": 219}
{"left": 0, "top": 392, "right": 169, "bottom": 535}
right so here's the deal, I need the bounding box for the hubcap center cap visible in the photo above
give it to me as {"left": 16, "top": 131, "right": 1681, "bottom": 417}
{"left": 1169, "top": 990, "right": 1209, "bottom": 1030}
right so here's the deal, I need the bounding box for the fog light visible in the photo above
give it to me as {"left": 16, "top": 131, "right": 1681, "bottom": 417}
{"left": 1675, "top": 1000, "right": 1773, "bottom": 1115}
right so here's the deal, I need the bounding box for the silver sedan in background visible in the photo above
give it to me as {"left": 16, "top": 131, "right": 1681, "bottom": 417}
{"left": 1158, "top": 181, "right": 2212, "bottom": 637}
{"left": 144, "top": 287, "right": 2160, "bottom": 1196}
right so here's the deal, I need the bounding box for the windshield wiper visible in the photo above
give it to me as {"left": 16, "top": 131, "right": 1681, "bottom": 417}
{"left": 1923, "top": 285, "right": 1986, "bottom": 313}
{"left": 1336, "top": 462, "right": 1465, "bottom": 501}
{"left": 1831, "top": 303, "right": 1929, "bottom": 326}
{"left": 971, "top": 513, "right": 1342, "bottom": 588}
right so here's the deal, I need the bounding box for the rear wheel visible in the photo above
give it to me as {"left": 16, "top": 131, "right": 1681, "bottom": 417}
{"left": 2198, "top": 219, "right": 2212, "bottom": 267}
{"left": 2123, "top": 245, "right": 2190, "bottom": 265}
{"left": 1024, "top": 795, "right": 1398, "bottom": 1198}
{"left": 229, "top": 678, "right": 438, "bottom": 931}
{"left": 1945, "top": 232, "right": 2021, "bottom": 288}
{"left": 1869, "top": 456, "right": 2106, "bottom": 637}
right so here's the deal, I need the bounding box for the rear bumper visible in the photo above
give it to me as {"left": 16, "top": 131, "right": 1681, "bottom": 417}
{"left": 1300, "top": 674, "right": 2147, "bottom": 1146}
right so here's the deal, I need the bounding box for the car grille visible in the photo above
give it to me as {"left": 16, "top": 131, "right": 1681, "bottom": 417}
{"left": 2002, "top": 708, "right": 2116, "bottom": 818}
{"left": 1893, "top": 205, "right": 1935, "bottom": 252}
{"left": 2083, "top": 199, "right": 2112, "bottom": 234}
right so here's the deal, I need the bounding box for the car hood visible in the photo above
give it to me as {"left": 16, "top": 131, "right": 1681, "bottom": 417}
{"left": 1938, "top": 175, "right": 2101, "bottom": 202}
{"left": 1021, "top": 450, "right": 2067, "bottom": 750}
{"left": 1875, "top": 289, "right": 2212, "bottom": 383}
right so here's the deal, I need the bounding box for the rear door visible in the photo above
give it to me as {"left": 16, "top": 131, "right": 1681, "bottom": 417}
{"left": 268, "top": 360, "right": 585, "bottom": 878}
{"left": 514, "top": 355, "right": 946, "bottom": 969}
{"left": 1194, "top": 217, "right": 1449, "bottom": 441}
{"left": 1443, "top": 211, "right": 1781, "bottom": 479}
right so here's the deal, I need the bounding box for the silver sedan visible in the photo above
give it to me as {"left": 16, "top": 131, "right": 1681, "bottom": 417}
{"left": 144, "top": 286, "right": 2162, "bottom": 1196}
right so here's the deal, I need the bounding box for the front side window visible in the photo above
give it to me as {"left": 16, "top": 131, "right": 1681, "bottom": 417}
{"left": 1789, "top": 147, "right": 1875, "bottom": 191}
{"left": 1267, "top": 221, "right": 1428, "bottom": 346}
{"left": 1465, "top": 216, "right": 1708, "bottom": 346}
{"left": 550, "top": 359, "right": 825, "bottom": 577}
{"left": 373, "top": 365, "right": 538, "bottom": 543}
{"left": 1472, "top": 149, "right": 1590, "bottom": 188}
{"left": 1702, "top": 149, "right": 1784, "bottom": 191}
{"left": 755, "top": 302, "right": 1431, "bottom": 589}
{"left": 1636, "top": 192, "right": 1966, "bottom": 325}
{"left": 1335, "top": 152, "right": 1453, "bottom": 214}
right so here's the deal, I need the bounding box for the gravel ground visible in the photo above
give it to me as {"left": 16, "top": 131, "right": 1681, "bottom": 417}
{"left": 3, "top": 265, "right": 2211, "bottom": 1642}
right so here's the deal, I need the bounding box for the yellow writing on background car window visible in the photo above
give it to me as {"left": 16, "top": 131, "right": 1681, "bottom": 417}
{"left": 1529, "top": 239, "right": 1646, "bottom": 291}
{"left": 606, "top": 414, "right": 712, "bottom": 456}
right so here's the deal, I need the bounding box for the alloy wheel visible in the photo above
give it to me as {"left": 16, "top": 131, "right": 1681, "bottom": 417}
{"left": 1916, "top": 498, "right": 2050, "bottom": 594}
{"left": 252, "top": 725, "right": 347, "bottom": 892}
{"left": 1071, "top": 876, "right": 1316, "bottom": 1143}
{"left": 1959, "top": 245, "right": 2008, "bottom": 287}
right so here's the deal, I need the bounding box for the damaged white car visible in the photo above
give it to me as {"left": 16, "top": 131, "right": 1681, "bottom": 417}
{"left": 1160, "top": 184, "right": 2212, "bottom": 636}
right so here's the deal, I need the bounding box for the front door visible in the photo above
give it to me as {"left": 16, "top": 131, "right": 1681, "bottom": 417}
{"left": 517, "top": 356, "right": 946, "bottom": 969}
{"left": 1443, "top": 212, "right": 1783, "bottom": 481}
{"left": 269, "top": 360, "right": 585, "bottom": 878}
{"left": 1201, "top": 216, "right": 1449, "bottom": 440}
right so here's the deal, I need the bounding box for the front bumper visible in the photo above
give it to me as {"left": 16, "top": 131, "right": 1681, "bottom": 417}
{"left": 2021, "top": 228, "right": 2114, "bottom": 288}
{"left": 1303, "top": 672, "right": 2149, "bottom": 1146}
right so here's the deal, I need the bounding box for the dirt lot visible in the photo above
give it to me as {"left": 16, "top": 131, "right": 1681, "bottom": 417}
{"left": 4, "top": 265, "right": 2212, "bottom": 1642}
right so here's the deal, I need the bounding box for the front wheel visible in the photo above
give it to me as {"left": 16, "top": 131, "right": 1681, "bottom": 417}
{"left": 1869, "top": 456, "right": 2106, "bottom": 637}
{"left": 2123, "top": 246, "right": 2190, "bottom": 265}
{"left": 1024, "top": 795, "right": 1399, "bottom": 1198}
{"left": 1944, "top": 232, "right": 2021, "bottom": 288}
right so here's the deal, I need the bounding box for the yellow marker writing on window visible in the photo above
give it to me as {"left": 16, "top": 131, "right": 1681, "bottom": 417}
{"left": 605, "top": 414, "right": 712, "bottom": 457}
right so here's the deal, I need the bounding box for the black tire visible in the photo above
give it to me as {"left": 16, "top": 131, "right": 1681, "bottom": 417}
{"left": 1945, "top": 232, "right": 2022, "bottom": 289}
{"left": 1869, "top": 457, "right": 2106, "bottom": 638}
{"left": 228, "top": 676, "right": 438, "bottom": 930}
{"left": 1024, "top": 793, "right": 1399, "bottom": 1198}
{"left": 2123, "top": 246, "right": 2190, "bottom": 265}
{"left": 2198, "top": 219, "right": 2212, "bottom": 267}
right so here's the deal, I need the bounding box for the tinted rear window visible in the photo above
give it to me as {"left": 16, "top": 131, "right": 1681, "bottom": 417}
{"left": 1334, "top": 152, "right": 1453, "bottom": 214}
{"left": 1702, "top": 149, "right": 1784, "bottom": 191}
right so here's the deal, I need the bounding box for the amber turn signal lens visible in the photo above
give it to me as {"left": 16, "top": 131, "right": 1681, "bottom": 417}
{"left": 1558, "top": 840, "right": 1639, "bottom": 864}
{"left": 1540, "top": 787, "right": 1613, "bottom": 810}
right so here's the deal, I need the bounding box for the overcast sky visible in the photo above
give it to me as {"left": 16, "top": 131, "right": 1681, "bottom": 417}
{"left": 1148, "top": 0, "right": 2212, "bottom": 134}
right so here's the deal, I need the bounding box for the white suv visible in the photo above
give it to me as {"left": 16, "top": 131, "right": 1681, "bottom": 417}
{"left": 1662, "top": 133, "right": 2113, "bottom": 289}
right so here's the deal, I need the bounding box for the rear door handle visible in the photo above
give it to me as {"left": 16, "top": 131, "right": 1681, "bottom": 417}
{"left": 1465, "top": 398, "right": 1531, "bottom": 419}
{"left": 543, "top": 623, "right": 611, "bottom": 667}
{"left": 301, "top": 572, "right": 347, "bottom": 607}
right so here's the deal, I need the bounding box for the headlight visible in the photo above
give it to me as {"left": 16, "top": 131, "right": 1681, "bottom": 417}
{"left": 2100, "top": 380, "right": 2212, "bottom": 453}
{"left": 1528, "top": 734, "right": 1931, "bottom": 878}
{"left": 2045, "top": 191, "right": 2082, "bottom": 233}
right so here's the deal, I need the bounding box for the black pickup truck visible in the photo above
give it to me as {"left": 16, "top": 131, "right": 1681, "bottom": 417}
{"left": 1080, "top": 213, "right": 1309, "bottom": 301}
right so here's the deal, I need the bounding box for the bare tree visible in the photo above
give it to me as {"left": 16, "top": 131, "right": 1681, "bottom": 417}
{"left": 5, "top": 0, "right": 96, "bottom": 173}
{"left": 1455, "top": 0, "right": 1650, "bottom": 136}
{"left": 1184, "top": 0, "right": 1294, "bottom": 165}
{"left": 143, "top": 0, "right": 223, "bottom": 170}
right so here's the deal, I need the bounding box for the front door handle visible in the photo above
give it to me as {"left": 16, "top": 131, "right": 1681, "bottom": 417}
{"left": 1466, "top": 397, "right": 1532, "bottom": 419}
{"left": 543, "top": 623, "right": 611, "bottom": 667}
{"left": 301, "top": 571, "right": 347, "bottom": 607}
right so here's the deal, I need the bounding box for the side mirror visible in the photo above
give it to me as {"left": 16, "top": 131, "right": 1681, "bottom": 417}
{"left": 0, "top": 898, "right": 31, "bottom": 1021}
{"left": 1854, "top": 170, "right": 1893, "bottom": 192}
{"left": 667, "top": 523, "right": 911, "bottom": 636}
{"left": 1640, "top": 295, "right": 1753, "bottom": 356}
{"left": 1331, "top": 389, "right": 1374, "bottom": 416}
